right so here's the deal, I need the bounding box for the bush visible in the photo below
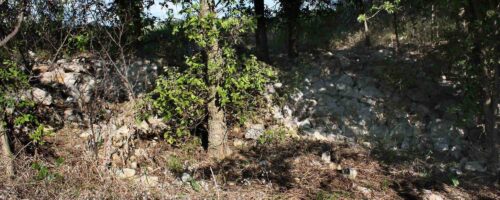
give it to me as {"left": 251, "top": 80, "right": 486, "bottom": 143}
{"left": 148, "top": 5, "right": 276, "bottom": 144}
{"left": 0, "top": 60, "right": 50, "bottom": 145}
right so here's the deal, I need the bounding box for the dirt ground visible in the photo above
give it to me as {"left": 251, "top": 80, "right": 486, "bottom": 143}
{"left": 1, "top": 127, "right": 498, "bottom": 199}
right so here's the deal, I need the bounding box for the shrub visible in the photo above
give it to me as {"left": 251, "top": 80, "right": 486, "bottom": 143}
{"left": 149, "top": 5, "right": 276, "bottom": 144}
{"left": 1, "top": 60, "right": 50, "bottom": 145}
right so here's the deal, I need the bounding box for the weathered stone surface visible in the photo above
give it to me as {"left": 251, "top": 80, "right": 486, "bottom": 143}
{"left": 181, "top": 172, "right": 192, "bottom": 183}
{"left": 245, "top": 124, "right": 265, "bottom": 140}
{"left": 62, "top": 63, "right": 85, "bottom": 73}
{"left": 233, "top": 139, "right": 246, "bottom": 148}
{"left": 421, "top": 190, "right": 444, "bottom": 200}
{"left": 24, "top": 88, "right": 52, "bottom": 106}
{"left": 33, "top": 64, "right": 50, "bottom": 73}
{"left": 342, "top": 168, "right": 358, "bottom": 180}
{"left": 135, "top": 175, "right": 159, "bottom": 187}
{"left": 147, "top": 116, "right": 167, "bottom": 129}
{"left": 464, "top": 161, "right": 486, "bottom": 172}
{"left": 114, "top": 168, "right": 136, "bottom": 179}
{"left": 321, "top": 151, "right": 331, "bottom": 163}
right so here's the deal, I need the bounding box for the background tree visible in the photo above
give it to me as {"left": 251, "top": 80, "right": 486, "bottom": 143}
{"left": 254, "top": 0, "right": 269, "bottom": 62}
{"left": 113, "top": 0, "right": 145, "bottom": 47}
{"left": 0, "top": 0, "right": 25, "bottom": 179}
{"left": 279, "top": 0, "right": 303, "bottom": 58}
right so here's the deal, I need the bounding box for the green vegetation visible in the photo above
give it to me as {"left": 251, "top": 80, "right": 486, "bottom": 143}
{"left": 0, "top": 0, "right": 498, "bottom": 199}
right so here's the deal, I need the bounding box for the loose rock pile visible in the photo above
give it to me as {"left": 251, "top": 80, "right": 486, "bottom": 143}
{"left": 270, "top": 50, "right": 468, "bottom": 161}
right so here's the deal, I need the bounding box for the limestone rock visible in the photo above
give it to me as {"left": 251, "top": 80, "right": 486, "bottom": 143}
{"left": 421, "top": 190, "right": 444, "bottom": 200}
{"left": 244, "top": 124, "right": 265, "bottom": 140}
{"left": 342, "top": 168, "right": 358, "bottom": 180}
{"left": 321, "top": 151, "right": 331, "bottom": 163}
{"left": 135, "top": 175, "right": 159, "bottom": 187}
{"left": 24, "top": 88, "right": 52, "bottom": 106}
{"left": 62, "top": 62, "right": 85, "bottom": 73}
{"left": 464, "top": 161, "right": 486, "bottom": 172}
{"left": 79, "top": 131, "right": 91, "bottom": 138}
{"left": 33, "top": 64, "right": 50, "bottom": 73}
{"left": 233, "top": 139, "right": 246, "bottom": 148}
{"left": 115, "top": 168, "right": 136, "bottom": 179}
{"left": 181, "top": 172, "right": 192, "bottom": 183}
{"left": 147, "top": 116, "right": 167, "bottom": 129}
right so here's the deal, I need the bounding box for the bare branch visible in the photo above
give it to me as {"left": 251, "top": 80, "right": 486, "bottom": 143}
{"left": 0, "top": 11, "right": 23, "bottom": 47}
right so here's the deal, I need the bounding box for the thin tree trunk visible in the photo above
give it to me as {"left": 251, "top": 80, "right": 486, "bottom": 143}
{"left": 201, "top": 0, "right": 229, "bottom": 159}
{"left": 487, "top": 1, "right": 499, "bottom": 176}
{"left": 364, "top": 20, "right": 371, "bottom": 47}
{"left": 254, "top": 0, "right": 269, "bottom": 62}
{"left": 489, "top": 63, "right": 499, "bottom": 176}
{"left": 393, "top": 12, "right": 400, "bottom": 54}
{"left": 466, "top": 0, "right": 498, "bottom": 175}
{"left": 0, "top": 10, "right": 23, "bottom": 47}
{"left": 1, "top": 120, "right": 14, "bottom": 178}
{"left": 281, "top": 0, "right": 301, "bottom": 58}
{"left": 431, "top": 4, "right": 436, "bottom": 44}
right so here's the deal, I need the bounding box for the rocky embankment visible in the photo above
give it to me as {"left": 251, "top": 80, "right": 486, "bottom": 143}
{"left": 267, "top": 49, "right": 490, "bottom": 172}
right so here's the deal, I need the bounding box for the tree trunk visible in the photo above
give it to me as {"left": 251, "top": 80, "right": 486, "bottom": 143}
{"left": 393, "top": 12, "right": 400, "bottom": 54}
{"left": 431, "top": 4, "right": 436, "bottom": 44}
{"left": 487, "top": 1, "right": 499, "bottom": 176}
{"left": 115, "top": 0, "right": 143, "bottom": 47}
{"left": 0, "top": 10, "right": 23, "bottom": 47}
{"left": 489, "top": 63, "right": 499, "bottom": 176}
{"left": 254, "top": 0, "right": 269, "bottom": 62}
{"left": 281, "top": 0, "right": 301, "bottom": 58}
{"left": 466, "top": 0, "right": 499, "bottom": 175}
{"left": 364, "top": 20, "right": 371, "bottom": 47}
{"left": 1, "top": 120, "right": 14, "bottom": 178}
{"left": 201, "top": 0, "right": 229, "bottom": 159}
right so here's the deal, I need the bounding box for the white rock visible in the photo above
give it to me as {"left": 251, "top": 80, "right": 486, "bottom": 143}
{"left": 433, "top": 137, "right": 449, "bottom": 152}
{"left": 245, "top": 124, "right": 265, "bottom": 140}
{"left": 147, "top": 116, "right": 167, "bottom": 129}
{"left": 233, "top": 139, "right": 246, "bottom": 148}
{"left": 130, "top": 162, "right": 138, "bottom": 169}
{"left": 56, "top": 59, "right": 67, "bottom": 64}
{"left": 200, "top": 180, "right": 209, "bottom": 191}
{"left": 296, "top": 118, "right": 312, "bottom": 129}
{"left": 39, "top": 68, "right": 64, "bottom": 85}
{"left": 336, "top": 74, "right": 354, "bottom": 90}
{"left": 79, "top": 131, "right": 91, "bottom": 138}
{"left": 63, "top": 63, "right": 85, "bottom": 73}
{"left": 464, "top": 161, "right": 486, "bottom": 172}
{"left": 321, "top": 151, "right": 331, "bottom": 163}
{"left": 33, "top": 64, "right": 50, "bottom": 73}
{"left": 181, "top": 172, "right": 192, "bottom": 182}
{"left": 421, "top": 190, "right": 444, "bottom": 200}
{"left": 355, "top": 185, "right": 372, "bottom": 198}
{"left": 266, "top": 84, "right": 276, "bottom": 94}
{"left": 274, "top": 82, "right": 283, "bottom": 88}
{"left": 115, "top": 168, "right": 136, "bottom": 179}
{"left": 342, "top": 168, "right": 358, "bottom": 180}
{"left": 271, "top": 106, "right": 284, "bottom": 119}
{"left": 137, "top": 120, "right": 150, "bottom": 132}
{"left": 25, "top": 88, "right": 52, "bottom": 105}
{"left": 362, "top": 142, "right": 372, "bottom": 148}
{"left": 116, "top": 126, "right": 131, "bottom": 137}
{"left": 135, "top": 175, "right": 159, "bottom": 187}
{"left": 283, "top": 105, "right": 293, "bottom": 117}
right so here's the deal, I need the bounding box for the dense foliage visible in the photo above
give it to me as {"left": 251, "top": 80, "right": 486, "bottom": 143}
{"left": 150, "top": 3, "right": 276, "bottom": 143}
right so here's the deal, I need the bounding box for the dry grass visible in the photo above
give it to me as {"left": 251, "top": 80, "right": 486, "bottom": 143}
{"left": 1, "top": 127, "right": 499, "bottom": 199}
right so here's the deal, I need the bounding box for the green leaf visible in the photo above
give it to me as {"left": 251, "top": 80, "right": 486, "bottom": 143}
{"left": 190, "top": 179, "right": 201, "bottom": 192}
